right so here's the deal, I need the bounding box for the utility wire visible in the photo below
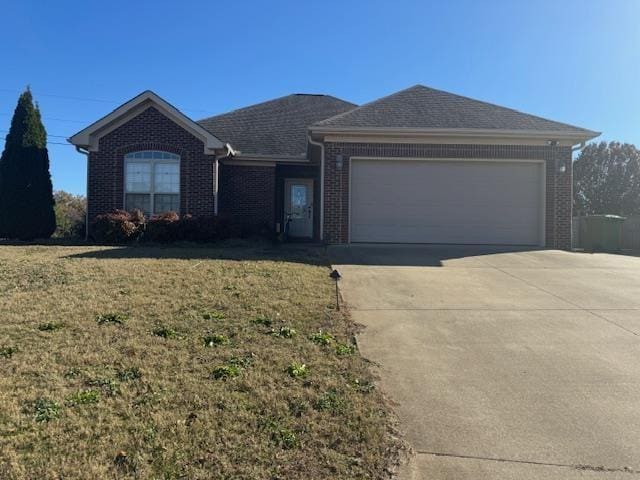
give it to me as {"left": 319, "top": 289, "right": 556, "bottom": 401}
{"left": 0, "top": 88, "right": 115, "bottom": 104}
{"left": 0, "top": 87, "right": 207, "bottom": 113}
{"left": 0, "top": 112, "right": 88, "bottom": 124}
{"left": 0, "top": 129, "right": 68, "bottom": 138}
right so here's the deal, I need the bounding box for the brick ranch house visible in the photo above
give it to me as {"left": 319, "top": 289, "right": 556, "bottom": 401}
{"left": 69, "top": 85, "right": 599, "bottom": 248}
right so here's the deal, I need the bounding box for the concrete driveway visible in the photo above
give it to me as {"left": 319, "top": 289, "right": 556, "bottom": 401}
{"left": 330, "top": 245, "right": 640, "bottom": 480}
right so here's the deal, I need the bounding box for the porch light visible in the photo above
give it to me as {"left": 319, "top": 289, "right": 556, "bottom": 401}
{"left": 330, "top": 269, "right": 342, "bottom": 310}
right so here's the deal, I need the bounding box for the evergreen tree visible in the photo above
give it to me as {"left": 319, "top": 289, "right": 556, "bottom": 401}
{"left": 0, "top": 88, "right": 56, "bottom": 239}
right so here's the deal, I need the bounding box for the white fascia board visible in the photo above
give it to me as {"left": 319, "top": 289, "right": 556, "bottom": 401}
{"left": 68, "top": 90, "right": 225, "bottom": 154}
{"left": 232, "top": 154, "right": 310, "bottom": 164}
{"left": 310, "top": 126, "right": 601, "bottom": 146}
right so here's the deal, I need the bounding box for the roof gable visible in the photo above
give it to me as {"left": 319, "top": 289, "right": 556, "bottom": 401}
{"left": 198, "top": 94, "right": 356, "bottom": 157}
{"left": 312, "top": 85, "right": 599, "bottom": 139}
{"left": 69, "top": 91, "right": 224, "bottom": 153}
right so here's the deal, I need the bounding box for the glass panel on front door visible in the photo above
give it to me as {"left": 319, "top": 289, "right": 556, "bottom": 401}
{"left": 291, "top": 185, "right": 307, "bottom": 219}
{"left": 285, "top": 179, "right": 313, "bottom": 239}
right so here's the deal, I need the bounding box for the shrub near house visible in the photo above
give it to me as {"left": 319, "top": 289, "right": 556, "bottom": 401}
{"left": 53, "top": 191, "right": 86, "bottom": 238}
{"left": 91, "top": 210, "right": 248, "bottom": 243}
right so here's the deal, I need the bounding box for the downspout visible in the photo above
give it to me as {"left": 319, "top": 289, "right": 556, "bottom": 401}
{"left": 569, "top": 141, "right": 586, "bottom": 248}
{"left": 214, "top": 143, "right": 237, "bottom": 216}
{"left": 307, "top": 134, "right": 324, "bottom": 241}
{"left": 572, "top": 141, "right": 586, "bottom": 153}
{"left": 75, "top": 146, "right": 90, "bottom": 241}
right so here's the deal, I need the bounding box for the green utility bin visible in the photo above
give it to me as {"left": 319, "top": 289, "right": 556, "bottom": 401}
{"left": 582, "top": 215, "right": 626, "bottom": 252}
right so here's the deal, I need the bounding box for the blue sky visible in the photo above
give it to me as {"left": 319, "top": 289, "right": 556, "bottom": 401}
{"left": 1, "top": 0, "right": 638, "bottom": 195}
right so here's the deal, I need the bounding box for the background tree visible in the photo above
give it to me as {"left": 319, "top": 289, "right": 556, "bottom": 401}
{"left": 53, "top": 190, "right": 86, "bottom": 238}
{"left": 573, "top": 141, "right": 640, "bottom": 216}
{"left": 0, "top": 88, "right": 56, "bottom": 239}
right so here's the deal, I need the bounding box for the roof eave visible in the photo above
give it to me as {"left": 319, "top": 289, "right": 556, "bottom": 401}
{"left": 68, "top": 90, "right": 225, "bottom": 154}
{"left": 309, "top": 126, "right": 601, "bottom": 144}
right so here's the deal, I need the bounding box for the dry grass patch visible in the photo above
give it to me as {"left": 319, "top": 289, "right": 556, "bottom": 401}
{"left": 0, "top": 244, "right": 404, "bottom": 479}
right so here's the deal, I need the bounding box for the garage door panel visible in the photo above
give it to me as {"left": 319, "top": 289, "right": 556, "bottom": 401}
{"left": 350, "top": 160, "right": 543, "bottom": 245}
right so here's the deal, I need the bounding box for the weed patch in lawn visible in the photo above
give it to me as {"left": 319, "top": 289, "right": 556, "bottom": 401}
{"left": 202, "top": 311, "right": 226, "bottom": 321}
{"left": 272, "top": 426, "right": 299, "bottom": 449}
{"left": 251, "top": 315, "right": 273, "bottom": 327}
{"left": 315, "top": 389, "right": 348, "bottom": 415}
{"left": 211, "top": 364, "right": 241, "bottom": 380}
{"left": 96, "top": 312, "right": 128, "bottom": 325}
{"left": 271, "top": 326, "right": 297, "bottom": 338}
{"left": 116, "top": 367, "right": 142, "bottom": 382}
{"left": 287, "top": 361, "right": 309, "bottom": 379}
{"left": 203, "top": 333, "right": 229, "bottom": 347}
{"left": 152, "top": 325, "right": 183, "bottom": 339}
{"left": 351, "top": 378, "right": 376, "bottom": 394}
{"left": 0, "top": 346, "right": 17, "bottom": 358}
{"left": 335, "top": 342, "right": 356, "bottom": 356}
{"left": 86, "top": 377, "right": 120, "bottom": 397}
{"left": 29, "top": 398, "right": 61, "bottom": 422}
{"left": 66, "top": 389, "right": 101, "bottom": 406}
{"left": 309, "top": 330, "right": 334, "bottom": 346}
{"left": 38, "top": 321, "right": 65, "bottom": 332}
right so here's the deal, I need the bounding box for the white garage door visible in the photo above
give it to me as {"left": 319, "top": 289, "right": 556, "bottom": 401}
{"left": 350, "top": 159, "right": 544, "bottom": 245}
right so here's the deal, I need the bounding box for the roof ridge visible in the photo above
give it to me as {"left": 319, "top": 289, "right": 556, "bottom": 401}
{"left": 313, "top": 84, "right": 598, "bottom": 135}
{"left": 313, "top": 85, "right": 416, "bottom": 126}
{"left": 197, "top": 93, "right": 298, "bottom": 123}
{"left": 198, "top": 93, "right": 357, "bottom": 123}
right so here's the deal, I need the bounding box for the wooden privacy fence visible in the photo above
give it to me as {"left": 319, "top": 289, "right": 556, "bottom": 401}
{"left": 572, "top": 215, "right": 640, "bottom": 250}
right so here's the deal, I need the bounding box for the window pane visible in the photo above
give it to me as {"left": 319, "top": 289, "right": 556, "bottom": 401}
{"left": 154, "top": 163, "right": 179, "bottom": 193}
{"left": 291, "top": 185, "right": 307, "bottom": 207}
{"left": 125, "top": 162, "right": 151, "bottom": 192}
{"left": 143, "top": 151, "right": 153, "bottom": 159}
{"left": 154, "top": 194, "right": 179, "bottom": 214}
{"left": 125, "top": 193, "right": 151, "bottom": 214}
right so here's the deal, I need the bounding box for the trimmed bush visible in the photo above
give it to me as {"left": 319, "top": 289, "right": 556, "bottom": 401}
{"left": 90, "top": 210, "right": 261, "bottom": 244}
{"left": 92, "top": 210, "right": 144, "bottom": 243}
{"left": 179, "top": 214, "right": 241, "bottom": 242}
{"left": 144, "top": 211, "right": 181, "bottom": 243}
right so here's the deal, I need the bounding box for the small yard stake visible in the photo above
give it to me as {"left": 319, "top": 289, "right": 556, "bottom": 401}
{"left": 329, "top": 269, "right": 342, "bottom": 311}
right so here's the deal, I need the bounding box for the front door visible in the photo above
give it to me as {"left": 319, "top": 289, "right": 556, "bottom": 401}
{"left": 284, "top": 179, "right": 314, "bottom": 239}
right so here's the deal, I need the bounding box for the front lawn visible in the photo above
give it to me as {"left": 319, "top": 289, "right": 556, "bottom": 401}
{"left": 0, "top": 245, "right": 403, "bottom": 479}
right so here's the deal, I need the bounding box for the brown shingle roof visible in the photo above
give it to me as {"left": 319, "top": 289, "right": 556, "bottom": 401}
{"left": 313, "top": 85, "right": 598, "bottom": 136}
{"left": 198, "top": 94, "right": 356, "bottom": 156}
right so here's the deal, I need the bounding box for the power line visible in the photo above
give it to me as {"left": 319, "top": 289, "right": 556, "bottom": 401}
{"left": 0, "top": 88, "right": 115, "bottom": 104}
{"left": 0, "top": 129, "right": 68, "bottom": 138}
{"left": 0, "top": 87, "right": 207, "bottom": 113}
{"left": 0, "top": 112, "right": 88, "bottom": 124}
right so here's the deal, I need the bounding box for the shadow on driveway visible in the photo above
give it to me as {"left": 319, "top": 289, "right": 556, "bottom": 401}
{"left": 329, "top": 244, "right": 542, "bottom": 267}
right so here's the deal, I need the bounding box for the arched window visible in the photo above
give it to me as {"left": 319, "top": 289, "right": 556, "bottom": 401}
{"left": 124, "top": 151, "right": 180, "bottom": 215}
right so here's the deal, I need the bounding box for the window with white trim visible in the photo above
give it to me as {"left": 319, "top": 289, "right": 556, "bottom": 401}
{"left": 124, "top": 151, "right": 180, "bottom": 215}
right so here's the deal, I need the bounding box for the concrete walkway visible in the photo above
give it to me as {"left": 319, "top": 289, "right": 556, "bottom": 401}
{"left": 330, "top": 245, "right": 640, "bottom": 479}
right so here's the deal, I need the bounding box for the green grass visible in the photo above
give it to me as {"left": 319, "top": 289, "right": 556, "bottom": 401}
{"left": 0, "top": 245, "right": 403, "bottom": 479}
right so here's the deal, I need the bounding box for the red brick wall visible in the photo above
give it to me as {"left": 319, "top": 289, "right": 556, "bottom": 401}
{"left": 87, "top": 106, "right": 215, "bottom": 223}
{"left": 323, "top": 142, "right": 572, "bottom": 249}
{"left": 218, "top": 164, "right": 276, "bottom": 229}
